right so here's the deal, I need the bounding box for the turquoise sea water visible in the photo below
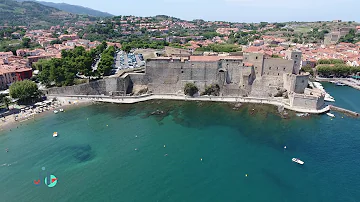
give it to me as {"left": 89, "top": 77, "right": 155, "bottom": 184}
{"left": 0, "top": 84, "right": 359, "bottom": 202}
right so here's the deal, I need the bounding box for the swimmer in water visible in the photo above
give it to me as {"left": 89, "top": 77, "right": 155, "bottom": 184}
{"left": 5, "top": 148, "right": 8, "bottom": 152}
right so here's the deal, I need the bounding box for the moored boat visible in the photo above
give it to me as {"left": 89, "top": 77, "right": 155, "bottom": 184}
{"left": 326, "top": 112, "right": 335, "bottom": 118}
{"left": 54, "top": 110, "right": 58, "bottom": 114}
{"left": 335, "top": 82, "right": 345, "bottom": 86}
{"left": 324, "top": 94, "right": 335, "bottom": 102}
{"left": 292, "top": 158, "right": 304, "bottom": 165}
{"left": 53, "top": 132, "right": 58, "bottom": 137}
{"left": 313, "top": 82, "right": 335, "bottom": 102}
{"left": 59, "top": 109, "right": 64, "bottom": 112}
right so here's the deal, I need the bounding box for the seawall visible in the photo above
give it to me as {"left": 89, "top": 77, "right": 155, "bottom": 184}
{"left": 47, "top": 94, "right": 330, "bottom": 114}
{"left": 44, "top": 77, "right": 130, "bottom": 96}
{"left": 329, "top": 105, "right": 359, "bottom": 117}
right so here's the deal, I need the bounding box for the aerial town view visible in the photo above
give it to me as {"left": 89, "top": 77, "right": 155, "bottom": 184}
{"left": 0, "top": 0, "right": 359, "bottom": 201}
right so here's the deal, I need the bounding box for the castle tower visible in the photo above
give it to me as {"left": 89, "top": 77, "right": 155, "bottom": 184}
{"left": 243, "top": 52, "right": 264, "bottom": 77}
{"left": 285, "top": 50, "right": 302, "bottom": 75}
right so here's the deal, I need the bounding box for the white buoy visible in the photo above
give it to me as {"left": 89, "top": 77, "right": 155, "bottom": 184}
{"left": 245, "top": 174, "right": 248, "bottom": 177}
{"left": 164, "top": 145, "right": 166, "bottom": 148}
{"left": 284, "top": 146, "right": 287, "bottom": 149}
{"left": 135, "top": 135, "right": 138, "bottom": 138}
{"left": 200, "top": 158, "right": 203, "bottom": 161}
{"left": 135, "top": 148, "right": 138, "bottom": 151}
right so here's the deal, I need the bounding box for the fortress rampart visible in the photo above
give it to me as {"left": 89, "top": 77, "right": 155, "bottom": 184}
{"left": 45, "top": 52, "right": 325, "bottom": 110}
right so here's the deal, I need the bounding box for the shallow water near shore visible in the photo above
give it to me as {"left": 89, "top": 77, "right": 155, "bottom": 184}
{"left": 0, "top": 85, "right": 359, "bottom": 202}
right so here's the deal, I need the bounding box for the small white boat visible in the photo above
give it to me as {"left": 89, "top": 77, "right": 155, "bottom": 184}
{"left": 59, "top": 109, "right": 64, "bottom": 112}
{"left": 53, "top": 132, "right": 58, "bottom": 137}
{"left": 292, "top": 158, "right": 304, "bottom": 165}
{"left": 326, "top": 112, "right": 335, "bottom": 118}
{"left": 54, "top": 110, "right": 58, "bottom": 114}
{"left": 324, "top": 94, "right": 335, "bottom": 102}
{"left": 335, "top": 82, "right": 345, "bottom": 86}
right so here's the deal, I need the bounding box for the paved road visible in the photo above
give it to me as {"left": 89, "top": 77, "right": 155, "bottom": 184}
{"left": 124, "top": 54, "right": 129, "bottom": 67}
{"left": 92, "top": 59, "right": 99, "bottom": 71}
{"left": 115, "top": 52, "right": 121, "bottom": 68}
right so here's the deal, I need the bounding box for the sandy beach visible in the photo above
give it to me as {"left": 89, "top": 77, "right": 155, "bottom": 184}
{"left": 0, "top": 97, "right": 91, "bottom": 131}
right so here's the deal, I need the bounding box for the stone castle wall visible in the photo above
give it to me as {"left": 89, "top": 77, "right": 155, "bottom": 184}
{"left": 45, "top": 53, "right": 307, "bottom": 98}
{"left": 243, "top": 53, "right": 264, "bottom": 77}
{"left": 289, "top": 92, "right": 324, "bottom": 110}
{"left": 45, "top": 52, "right": 325, "bottom": 110}
{"left": 283, "top": 73, "right": 309, "bottom": 94}
{"left": 263, "top": 58, "right": 294, "bottom": 76}
{"left": 45, "top": 77, "right": 130, "bottom": 96}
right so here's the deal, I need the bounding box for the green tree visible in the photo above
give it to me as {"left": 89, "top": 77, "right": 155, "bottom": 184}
{"left": 184, "top": 83, "right": 199, "bottom": 96}
{"left": 301, "top": 65, "right": 314, "bottom": 76}
{"left": 292, "top": 38, "right": 299, "bottom": 43}
{"left": 122, "top": 44, "right": 131, "bottom": 53}
{"left": 317, "top": 59, "right": 344, "bottom": 65}
{"left": 22, "top": 38, "right": 31, "bottom": 48}
{"left": 50, "top": 39, "right": 62, "bottom": 45}
{"left": 97, "top": 46, "right": 115, "bottom": 76}
{"left": 271, "top": 54, "right": 281, "bottom": 58}
{"left": 0, "top": 94, "right": 11, "bottom": 109}
{"left": 201, "top": 84, "right": 220, "bottom": 96}
{"left": 9, "top": 80, "right": 40, "bottom": 103}
{"left": 2, "top": 96, "right": 11, "bottom": 109}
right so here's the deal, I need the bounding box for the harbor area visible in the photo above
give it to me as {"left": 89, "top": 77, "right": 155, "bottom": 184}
{"left": 315, "top": 77, "right": 360, "bottom": 91}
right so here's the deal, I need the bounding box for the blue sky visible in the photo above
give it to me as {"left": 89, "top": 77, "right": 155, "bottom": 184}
{"left": 44, "top": 0, "right": 358, "bottom": 23}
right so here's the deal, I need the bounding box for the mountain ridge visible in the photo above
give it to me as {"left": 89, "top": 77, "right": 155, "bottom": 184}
{"left": 16, "top": 0, "right": 113, "bottom": 17}
{"left": 0, "top": 0, "right": 91, "bottom": 27}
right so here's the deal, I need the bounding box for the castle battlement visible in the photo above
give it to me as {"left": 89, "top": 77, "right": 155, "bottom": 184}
{"left": 45, "top": 52, "right": 325, "bottom": 111}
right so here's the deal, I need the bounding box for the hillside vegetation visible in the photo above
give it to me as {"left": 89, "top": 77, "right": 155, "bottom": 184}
{"left": 0, "top": 0, "right": 81, "bottom": 27}
{"left": 16, "top": 0, "right": 113, "bottom": 17}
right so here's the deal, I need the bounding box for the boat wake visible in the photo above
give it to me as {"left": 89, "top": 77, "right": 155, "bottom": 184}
{"left": 0, "top": 161, "right": 18, "bottom": 167}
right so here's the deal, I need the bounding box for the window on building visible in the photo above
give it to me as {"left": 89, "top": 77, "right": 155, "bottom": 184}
{"left": 256, "top": 56, "right": 258, "bottom": 59}
{"left": 295, "top": 55, "right": 298, "bottom": 58}
{"left": 302, "top": 80, "right": 304, "bottom": 83}
{"left": 243, "top": 63, "right": 245, "bottom": 66}
{"left": 181, "top": 71, "right": 184, "bottom": 73}
{"left": 277, "top": 67, "right": 278, "bottom": 70}
{"left": 294, "top": 61, "right": 297, "bottom": 64}
{"left": 283, "top": 67, "right": 286, "bottom": 71}
{"left": 269, "top": 67, "right": 271, "bottom": 70}
{"left": 278, "top": 73, "right": 280, "bottom": 76}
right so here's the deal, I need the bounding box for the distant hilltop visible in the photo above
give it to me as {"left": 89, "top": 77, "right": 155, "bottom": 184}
{"left": 15, "top": 0, "right": 113, "bottom": 17}
{"left": 33, "top": 1, "right": 113, "bottom": 17}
